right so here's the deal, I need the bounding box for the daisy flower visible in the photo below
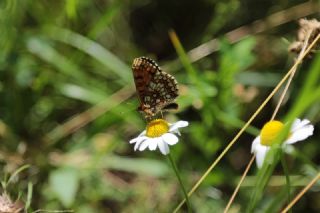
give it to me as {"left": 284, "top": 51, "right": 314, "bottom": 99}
{"left": 251, "top": 118, "right": 314, "bottom": 168}
{"left": 129, "top": 119, "right": 188, "bottom": 155}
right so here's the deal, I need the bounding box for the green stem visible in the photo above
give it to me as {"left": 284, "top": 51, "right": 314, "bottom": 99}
{"left": 168, "top": 153, "right": 192, "bottom": 213}
{"left": 281, "top": 154, "right": 291, "bottom": 213}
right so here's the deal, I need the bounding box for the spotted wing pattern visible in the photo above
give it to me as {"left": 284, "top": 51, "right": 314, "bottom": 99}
{"left": 132, "top": 56, "right": 179, "bottom": 117}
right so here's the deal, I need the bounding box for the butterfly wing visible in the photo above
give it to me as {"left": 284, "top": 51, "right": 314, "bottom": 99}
{"left": 132, "top": 57, "right": 179, "bottom": 116}
{"left": 132, "top": 57, "right": 156, "bottom": 105}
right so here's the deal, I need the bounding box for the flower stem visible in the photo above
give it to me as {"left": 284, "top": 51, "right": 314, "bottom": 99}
{"left": 281, "top": 154, "right": 292, "bottom": 213}
{"left": 168, "top": 153, "right": 192, "bottom": 213}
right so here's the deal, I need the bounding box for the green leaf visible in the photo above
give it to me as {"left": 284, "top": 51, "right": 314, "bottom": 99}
{"left": 220, "top": 37, "right": 256, "bottom": 72}
{"left": 45, "top": 27, "right": 131, "bottom": 83}
{"left": 59, "top": 83, "right": 107, "bottom": 104}
{"left": 49, "top": 167, "right": 79, "bottom": 207}
{"left": 65, "top": 0, "right": 78, "bottom": 19}
{"left": 26, "top": 37, "right": 88, "bottom": 82}
{"left": 102, "top": 156, "right": 171, "bottom": 177}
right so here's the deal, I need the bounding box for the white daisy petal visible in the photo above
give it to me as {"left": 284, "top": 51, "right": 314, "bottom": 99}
{"left": 129, "top": 137, "right": 139, "bottom": 144}
{"left": 129, "top": 119, "right": 189, "bottom": 154}
{"left": 130, "top": 135, "right": 147, "bottom": 144}
{"left": 285, "top": 124, "right": 314, "bottom": 144}
{"left": 250, "top": 118, "right": 313, "bottom": 169}
{"left": 162, "top": 133, "right": 179, "bottom": 145}
{"left": 148, "top": 138, "right": 159, "bottom": 151}
{"left": 290, "top": 119, "right": 301, "bottom": 131}
{"left": 130, "top": 136, "right": 148, "bottom": 151}
{"left": 130, "top": 130, "right": 147, "bottom": 144}
{"left": 138, "top": 130, "right": 147, "bottom": 137}
{"left": 173, "top": 130, "right": 181, "bottom": 136}
{"left": 254, "top": 143, "right": 270, "bottom": 168}
{"left": 139, "top": 139, "right": 151, "bottom": 151}
{"left": 158, "top": 139, "right": 170, "bottom": 155}
{"left": 251, "top": 136, "right": 261, "bottom": 153}
{"left": 169, "top": 121, "right": 189, "bottom": 132}
{"left": 134, "top": 137, "right": 147, "bottom": 150}
{"left": 134, "top": 141, "right": 141, "bottom": 150}
{"left": 290, "top": 119, "right": 310, "bottom": 132}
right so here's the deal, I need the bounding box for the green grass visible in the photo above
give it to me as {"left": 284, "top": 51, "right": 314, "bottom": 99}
{"left": 0, "top": 0, "right": 319, "bottom": 212}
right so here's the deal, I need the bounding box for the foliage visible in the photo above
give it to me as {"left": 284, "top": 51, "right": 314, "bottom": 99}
{"left": 0, "top": 0, "right": 319, "bottom": 212}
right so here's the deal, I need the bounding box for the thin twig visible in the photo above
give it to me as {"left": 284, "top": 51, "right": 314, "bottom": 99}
{"left": 281, "top": 172, "right": 320, "bottom": 213}
{"left": 224, "top": 30, "right": 314, "bottom": 212}
{"left": 44, "top": 2, "right": 319, "bottom": 144}
{"left": 270, "top": 30, "right": 312, "bottom": 121}
{"left": 224, "top": 155, "right": 255, "bottom": 213}
{"left": 46, "top": 85, "right": 133, "bottom": 144}
{"left": 173, "top": 57, "right": 297, "bottom": 213}
{"left": 223, "top": 31, "right": 318, "bottom": 213}
{"left": 173, "top": 33, "right": 320, "bottom": 213}
{"left": 163, "top": 1, "right": 319, "bottom": 71}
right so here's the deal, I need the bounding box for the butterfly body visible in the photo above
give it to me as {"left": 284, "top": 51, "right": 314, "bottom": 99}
{"left": 132, "top": 57, "right": 179, "bottom": 118}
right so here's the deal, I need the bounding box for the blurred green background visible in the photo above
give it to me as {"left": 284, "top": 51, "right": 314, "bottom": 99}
{"left": 0, "top": 0, "right": 319, "bottom": 212}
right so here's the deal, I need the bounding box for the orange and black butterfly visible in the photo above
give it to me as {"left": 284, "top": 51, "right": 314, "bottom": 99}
{"left": 132, "top": 57, "right": 179, "bottom": 118}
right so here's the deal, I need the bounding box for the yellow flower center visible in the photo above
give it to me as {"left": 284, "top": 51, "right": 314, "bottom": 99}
{"left": 260, "top": 120, "right": 285, "bottom": 146}
{"left": 146, "top": 119, "right": 169, "bottom": 138}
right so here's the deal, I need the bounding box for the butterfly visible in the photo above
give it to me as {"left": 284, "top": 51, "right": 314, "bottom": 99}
{"left": 132, "top": 56, "right": 179, "bottom": 118}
